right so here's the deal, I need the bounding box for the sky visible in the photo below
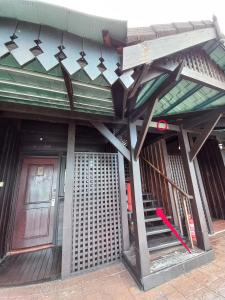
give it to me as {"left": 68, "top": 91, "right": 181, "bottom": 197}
{"left": 43, "top": 0, "right": 225, "bottom": 32}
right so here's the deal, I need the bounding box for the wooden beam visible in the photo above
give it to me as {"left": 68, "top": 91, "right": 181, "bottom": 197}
{"left": 189, "top": 112, "right": 222, "bottom": 161}
{"left": 118, "top": 152, "right": 130, "bottom": 251}
{"left": 111, "top": 79, "right": 128, "bottom": 119}
{"left": 62, "top": 121, "right": 75, "bottom": 279}
{"left": 155, "top": 62, "right": 225, "bottom": 93}
{"left": 131, "top": 62, "right": 184, "bottom": 122}
{"left": 135, "top": 120, "right": 180, "bottom": 132}
{"left": 129, "top": 64, "right": 150, "bottom": 99}
{"left": 189, "top": 136, "right": 214, "bottom": 234}
{"left": 0, "top": 101, "right": 126, "bottom": 124}
{"left": 61, "top": 65, "right": 74, "bottom": 111}
{"left": 91, "top": 122, "right": 130, "bottom": 161}
{"left": 123, "top": 27, "right": 217, "bottom": 70}
{"left": 128, "top": 122, "right": 151, "bottom": 276}
{"left": 141, "top": 68, "right": 164, "bottom": 85}
{"left": 183, "top": 109, "right": 223, "bottom": 129}
{"left": 134, "top": 97, "right": 159, "bottom": 160}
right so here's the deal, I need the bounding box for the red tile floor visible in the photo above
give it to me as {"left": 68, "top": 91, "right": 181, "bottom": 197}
{"left": 1, "top": 233, "right": 225, "bottom": 299}
{"left": 213, "top": 219, "right": 225, "bottom": 234}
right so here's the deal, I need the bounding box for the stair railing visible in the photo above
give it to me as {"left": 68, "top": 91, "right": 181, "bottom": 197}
{"left": 142, "top": 157, "right": 194, "bottom": 248}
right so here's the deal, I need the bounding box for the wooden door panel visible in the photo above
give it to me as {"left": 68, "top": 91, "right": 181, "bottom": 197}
{"left": 24, "top": 207, "right": 50, "bottom": 239}
{"left": 12, "top": 157, "right": 58, "bottom": 249}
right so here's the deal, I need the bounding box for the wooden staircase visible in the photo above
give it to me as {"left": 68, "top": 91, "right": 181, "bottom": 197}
{"left": 143, "top": 193, "right": 182, "bottom": 252}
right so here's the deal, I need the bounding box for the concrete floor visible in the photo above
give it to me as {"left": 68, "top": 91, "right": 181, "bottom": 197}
{"left": 1, "top": 233, "right": 225, "bottom": 299}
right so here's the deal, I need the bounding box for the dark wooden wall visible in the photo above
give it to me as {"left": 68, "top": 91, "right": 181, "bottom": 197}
{"left": 19, "top": 121, "right": 110, "bottom": 246}
{"left": 140, "top": 140, "right": 172, "bottom": 215}
{"left": 198, "top": 139, "right": 225, "bottom": 219}
{"left": 0, "top": 120, "right": 20, "bottom": 259}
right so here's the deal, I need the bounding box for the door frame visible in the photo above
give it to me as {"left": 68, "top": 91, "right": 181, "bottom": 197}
{"left": 10, "top": 154, "right": 61, "bottom": 250}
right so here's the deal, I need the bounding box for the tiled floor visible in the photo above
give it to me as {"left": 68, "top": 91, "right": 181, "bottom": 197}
{"left": 213, "top": 219, "right": 225, "bottom": 234}
{"left": 1, "top": 233, "right": 225, "bottom": 299}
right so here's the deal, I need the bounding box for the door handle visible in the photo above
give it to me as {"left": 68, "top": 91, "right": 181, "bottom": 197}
{"left": 51, "top": 198, "right": 55, "bottom": 207}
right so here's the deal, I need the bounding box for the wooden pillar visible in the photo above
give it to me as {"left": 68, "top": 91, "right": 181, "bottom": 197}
{"left": 161, "top": 139, "right": 179, "bottom": 228}
{"left": 189, "top": 137, "right": 214, "bottom": 234}
{"left": 118, "top": 152, "right": 130, "bottom": 251}
{"left": 61, "top": 121, "right": 76, "bottom": 279}
{"left": 178, "top": 128, "right": 211, "bottom": 251}
{"left": 128, "top": 122, "right": 150, "bottom": 277}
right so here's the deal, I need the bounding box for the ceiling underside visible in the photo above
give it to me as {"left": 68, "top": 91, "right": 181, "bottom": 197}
{"left": 136, "top": 42, "right": 225, "bottom": 119}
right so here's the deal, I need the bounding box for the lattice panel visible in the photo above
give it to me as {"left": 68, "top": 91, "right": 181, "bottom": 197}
{"left": 169, "top": 155, "right": 189, "bottom": 215}
{"left": 71, "top": 153, "right": 122, "bottom": 273}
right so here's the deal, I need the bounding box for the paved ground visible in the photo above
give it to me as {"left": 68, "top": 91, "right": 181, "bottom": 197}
{"left": 1, "top": 233, "right": 225, "bottom": 299}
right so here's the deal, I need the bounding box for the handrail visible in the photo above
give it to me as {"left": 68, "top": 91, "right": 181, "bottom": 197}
{"left": 142, "top": 157, "right": 193, "bottom": 199}
{"left": 142, "top": 156, "right": 194, "bottom": 248}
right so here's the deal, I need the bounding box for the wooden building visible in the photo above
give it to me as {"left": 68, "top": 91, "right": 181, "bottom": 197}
{"left": 0, "top": 0, "right": 225, "bottom": 290}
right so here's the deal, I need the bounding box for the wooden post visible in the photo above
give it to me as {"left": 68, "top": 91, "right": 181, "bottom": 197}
{"left": 189, "top": 137, "right": 214, "bottom": 235}
{"left": 61, "top": 121, "right": 76, "bottom": 279}
{"left": 128, "top": 122, "right": 150, "bottom": 277}
{"left": 161, "top": 139, "right": 179, "bottom": 228}
{"left": 118, "top": 152, "right": 130, "bottom": 251}
{"left": 178, "top": 127, "right": 211, "bottom": 251}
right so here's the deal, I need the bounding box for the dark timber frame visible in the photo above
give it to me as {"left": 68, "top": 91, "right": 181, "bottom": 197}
{"left": 61, "top": 121, "right": 76, "bottom": 279}
{"left": 178, "top": 127, "right": 211, "bottom": 251}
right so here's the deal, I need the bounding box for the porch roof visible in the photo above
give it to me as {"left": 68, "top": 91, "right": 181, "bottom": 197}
{"left": 126, "top": 19, "right": 225, "bottom": 120}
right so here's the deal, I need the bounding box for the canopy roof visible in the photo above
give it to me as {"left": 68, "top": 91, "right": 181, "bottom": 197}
{"left": 125, "top": 19, "right": 225, "bottom": 120}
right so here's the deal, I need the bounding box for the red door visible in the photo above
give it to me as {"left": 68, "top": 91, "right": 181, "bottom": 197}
{"left": 12, "top": 157, "right": 58, "bottom": 249}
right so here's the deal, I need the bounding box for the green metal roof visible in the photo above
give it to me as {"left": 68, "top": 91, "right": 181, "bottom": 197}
{"left": 0, "top": 53, "right": 114, "bottom": 116}
{"left": 0, "top": 0, "right": 127, "bottom": 43}
{"left": 137, "top": 76, "right": 225, "bottom": 118}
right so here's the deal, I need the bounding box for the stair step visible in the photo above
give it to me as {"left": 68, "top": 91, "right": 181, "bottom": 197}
{"left": 144, "top": 207, "right": 163, "bottom": 212}
{"left": 143, "top": 199, "right": 158, "bottom": 204}
{"left": 147, "top": 236, "right": 181, "bottom": 252}
{"left": 145, "top": 216, "right": 172, "bottom": 223}
{"left": 146, "top": 225, "right": 171, "bottom": 236}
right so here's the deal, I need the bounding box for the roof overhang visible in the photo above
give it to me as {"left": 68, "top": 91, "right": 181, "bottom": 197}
{"left": 0, "top": 0, "right": 127, "bottom": 43}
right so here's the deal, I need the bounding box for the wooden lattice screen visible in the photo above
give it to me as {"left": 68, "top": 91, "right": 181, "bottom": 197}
{"left": 71, "top": 152, "right": 122, "bottom": 273}
{"left": 169, "top": 155, "right": 188, "bottom": 216}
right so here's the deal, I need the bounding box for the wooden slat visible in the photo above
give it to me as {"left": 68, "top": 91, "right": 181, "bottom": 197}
{"left": 0, "top": 247, "right": 61, "bottom": 286}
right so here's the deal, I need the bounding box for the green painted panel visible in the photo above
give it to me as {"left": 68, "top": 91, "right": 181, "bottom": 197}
{"left": 154, "top": 80, "right": 198, "bottom": 115}
{"left": 136, "top": 74, "right": 168, "bottom": 108}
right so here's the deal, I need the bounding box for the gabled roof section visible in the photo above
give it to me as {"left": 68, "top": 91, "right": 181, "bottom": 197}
{"left": 123, "top": 19, "right": 219, "bottom": 70}
{"left": 0, "top": 0, "right": 127, "bottom": 44}
{"left": 127, "top": 20, "right": 214, "bottom": 43}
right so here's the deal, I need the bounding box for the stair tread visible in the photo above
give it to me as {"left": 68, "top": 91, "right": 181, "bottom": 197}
{"left": 146, "top": 225, "right": 171, "bottom": 236}
{"left": 147, "top": 235, "right": 181, "bottom": 251}
{"left": 145, "top": 215, "right": 172, "bottom": 222}
{"left": 144, "top": 207, "right": 163, "bottom": 212}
